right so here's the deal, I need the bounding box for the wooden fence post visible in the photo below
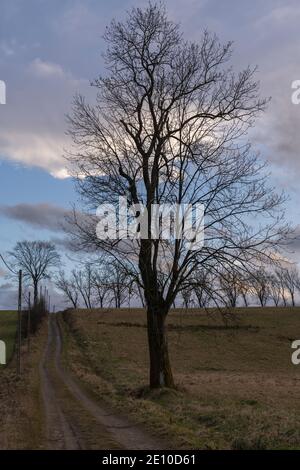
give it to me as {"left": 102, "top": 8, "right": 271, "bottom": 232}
{"left": 17, "top": 269, "right": 22, "bottom": 375}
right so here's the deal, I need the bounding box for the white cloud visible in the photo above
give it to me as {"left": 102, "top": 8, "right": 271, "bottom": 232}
{"left": 0, "top": 58, "right": 89, "bottom": 178}
{"left": 29, "top": 58, "right": 66, "bottom": 79}
{"left": 255, "top": 4, "right": 300, "bottom": 29}
{"left": 0, "top": 130, "right": 71, "bottom": 178}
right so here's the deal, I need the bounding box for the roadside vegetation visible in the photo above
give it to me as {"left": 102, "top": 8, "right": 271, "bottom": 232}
{"left": 0, "top": 318, "right": 47, "bottom": 449}
{"left": 0, "top": 311, "right": 17, "bottom": 365}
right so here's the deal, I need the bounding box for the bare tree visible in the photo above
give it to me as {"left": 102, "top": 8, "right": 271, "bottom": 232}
{"left": 181, "top": 285, "right": 194, "bottom": 309}
{"left": 72, "top": 264, "right": 94, "bottom": 309}
{"left": 275, "top": 268, "right": 289, "bottom": 306}
{"left": 56, "top": 270, "right": 79, "bottom": 308}
{"left": 189, "top": 269, "right": 213, "bottom": 308}
{"left": 108, "top": 261, "right": 128, "bottom": 308}
{"left": 67, "top": 4, "right": 289, "bottom": 388}
{"left": 251, "top": 268, "right": 270, "bottom": 307}
{"left": 219, "top": 268, "right": 240, "bottom": 308}
{"left": 9, "top": 241, "right": 60, "bottom": 305}
{"left": 281, "top": 265, "right": 299, "bottom": 307}
{"left": 268, "top": 273, "right": 281, "bottom": 306}
{"left": 236, "top": 275, "right": 252, "bottom": 307}
{"left": 92, "top": 269, "right": 111, "bottom": 308}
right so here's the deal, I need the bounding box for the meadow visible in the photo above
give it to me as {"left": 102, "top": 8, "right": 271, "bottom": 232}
{"left": 60, "top": 307, "right": 300, "bottom": 449}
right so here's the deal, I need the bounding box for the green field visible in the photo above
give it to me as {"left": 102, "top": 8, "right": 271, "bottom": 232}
{"left": 60, "top": 307, "right": 300, "bottom": 449}
{"left": 0, "top": 311, "right": 17, "bottom": 365}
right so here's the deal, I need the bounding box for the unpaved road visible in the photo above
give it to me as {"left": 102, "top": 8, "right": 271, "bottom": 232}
{"left": 39, "top": 314, "right": 163, "bottom": 450}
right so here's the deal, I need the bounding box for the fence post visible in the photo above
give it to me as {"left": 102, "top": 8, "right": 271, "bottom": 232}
{"left": 27, "top": 291, "right": 31, "bottom": 352}
{"left": 17, "top": 269, "right": 22, "bottom": 375}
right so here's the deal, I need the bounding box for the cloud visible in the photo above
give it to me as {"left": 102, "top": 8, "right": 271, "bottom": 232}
{"left": 29, "top": 58, "right": 66, "bottom": 79}
{"left": 0, "top": 56, "right": 89, "bottom": 178}
{"left": 0, "top": 0, "right": 300, "bottom": 192}
{"left": 255, "top": 4, "right": 300, "bottom": 29}
{"left": 0, "top": 284, "right": 16, "bottom": 310}
{"left": 0, "top": 203, "right": 70, "bottom": 232}
{"left": 0, "top": 282, "right": 13, "bottom": 289}
{"left": 0, "top": 130, "right": 71, "bottom": 178}
{"left": 49, "top": 236, "right": 74, "bottom": 251}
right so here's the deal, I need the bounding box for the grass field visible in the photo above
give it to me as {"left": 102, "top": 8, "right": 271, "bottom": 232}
{"left": 60, "top": 307, "right": 300, "bottom": 449}
{"left": 0, "top": 311, "right": 17, "bottom": 365}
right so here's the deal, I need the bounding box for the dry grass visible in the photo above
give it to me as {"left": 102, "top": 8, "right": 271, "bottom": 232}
{"left": 60, "top": 307, "right": 300, "bottom": 449}
{"left": 0, "top": 320, "right": 47, "bottom": 449}
{"left": 0, "top": 310, "right": 17, "bottom": 365}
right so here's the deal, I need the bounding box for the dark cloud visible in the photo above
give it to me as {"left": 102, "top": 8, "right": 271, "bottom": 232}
{"left": 285, "top": 225, "right": 300, "bottom": 254}
{"left": 50, "top": 236, "right": 74, "bottom": 251}
{"left": 0, "top": 203, "right": 69, "bottom": 232}
{"left": 0, "top": 282, "right": 13, "bottom": 289}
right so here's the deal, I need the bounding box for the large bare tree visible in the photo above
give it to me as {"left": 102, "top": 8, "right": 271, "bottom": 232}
{"left": 67, "top": 4, "right": 289, "bottom": 388}
{"left": 9, "top": 241, "right": 60, "bottom": 305}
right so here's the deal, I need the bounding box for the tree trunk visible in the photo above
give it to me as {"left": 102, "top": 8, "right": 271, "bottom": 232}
{"left": 146, "top": 306, "right": 175, "bottom": 388}
{"left": 291, "top": 292, "right": 295, "bottom": 307}
{"left": 33, "top": 280, "right": 38, "bottom": 306}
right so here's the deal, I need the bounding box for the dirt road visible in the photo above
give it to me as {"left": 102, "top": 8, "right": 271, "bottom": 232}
{"left": 39, "top": 314, "right": 162, "bottom": 450}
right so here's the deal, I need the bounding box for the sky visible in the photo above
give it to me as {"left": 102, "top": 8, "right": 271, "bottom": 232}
{"left": 1, "top": 0, "right": 300, "bottom": 308}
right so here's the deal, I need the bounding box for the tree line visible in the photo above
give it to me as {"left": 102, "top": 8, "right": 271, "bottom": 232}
{"left": 55, "top": 260, "right": 300, "bottom": 310}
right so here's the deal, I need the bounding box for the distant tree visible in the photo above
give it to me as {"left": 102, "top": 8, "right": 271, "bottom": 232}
{"left": 91, "top": 269, "right": 111, "bottom": 308}
{"left": 189, "top": 269, "right": 212, "bottom": 308}
{"left": 237, "top": 275, "right": 252, "bottom": 307}
{"left": 269, "top": 273, "right": 281, "bottom": 306}
{"left": 9, "top": 241, "right": 60, "bottom": 305}
{"left": 251, "top": 268, "right": 270, "bottom": 307}
{"left": 67, "top": 4, "right": 289, "bottom": 388}
{"left": 182, "top": 285, "right": 194, "bottom": 309}
{"left": 275, "top": 268, "right": 289, "bottom": 306}
{"left": 281, "top": 265, "right": 300, "bottom": 306}
{"left": 72, "top": 264, "right": 94, "bottom": 309}
{"left": 219, "top": 268, "right": 241, "bottom": 308}
{"left": 55, "top": 270, "right": 79, "bottom": 308}
{"left": 108, "top": 261, "right": 128, "bottom": 308}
